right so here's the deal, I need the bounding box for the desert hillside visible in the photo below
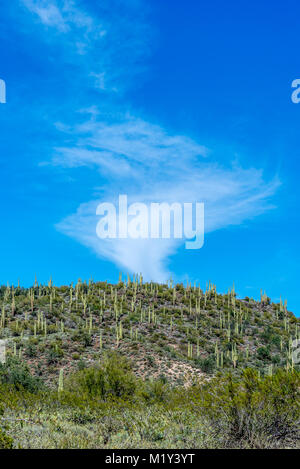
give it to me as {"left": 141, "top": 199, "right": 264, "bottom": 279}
{"left": 0, "top": 277, "right": 299, "bottom": 449}
{"left": 0, "top": 277, "right": 298, "bottom": 383}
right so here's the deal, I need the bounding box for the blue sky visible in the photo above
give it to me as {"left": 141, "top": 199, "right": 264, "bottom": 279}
{"left": 0, "top": 0, "right": 299, "bottom": 314}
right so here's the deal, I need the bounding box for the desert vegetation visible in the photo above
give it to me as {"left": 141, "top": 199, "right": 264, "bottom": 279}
{"left": 0, "top": 275, "right": 299, "bottom": 448}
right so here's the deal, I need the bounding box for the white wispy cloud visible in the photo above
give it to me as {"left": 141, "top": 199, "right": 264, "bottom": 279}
{"left": 22, "top": 0, "right": 281, "bottom": 281}
{"left": 55, "top": 113, "right": 280, "bottom": 281}
{"left": 20, "top": 0, "right": 102, "bottom": 44}
{"left": 20, "top": 0, "right": 150, "bottom": 92}
{"left": 22, "top": 0, "right": 96, "bottom": 32}
{"left": 53, "top": 114, "right": 208, "bottom": 177}
{"left": 22, "top": 0, "right": 68, "bottom": 31}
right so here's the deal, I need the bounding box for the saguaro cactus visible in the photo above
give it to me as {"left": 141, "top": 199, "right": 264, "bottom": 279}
{"left": 58, "top": 369, "right": 64, "bottom": 393}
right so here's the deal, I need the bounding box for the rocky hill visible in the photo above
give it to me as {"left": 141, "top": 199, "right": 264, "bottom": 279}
{"left": 0, "top": 276, "right": 299, "bottom": 387}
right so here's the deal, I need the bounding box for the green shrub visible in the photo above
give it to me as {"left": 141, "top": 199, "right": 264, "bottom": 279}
{"left": 196, "top": 355, "right": 215, "bottom": 374}
{"left": 141, "top": 379, "right": 170, "bottom": 404}
{"left": 0, "top": 404, "right": 13, "bottom": 449}
{"left": 257, "top": 346, "right": 271, "bottom": 361}
{"left": 46, "top": 347, "right": 64, "bottom": 365}
{"left": 0, "top": 429, "right": 13, "bottom": 449}
{"left": 66, "top": 352, "right": 137, "bottom": 400}
{"left": 25, "top": 341, "right": 37, "bottom": 358}
{"left": 0, "top": 356, "right": 43, "bottom": 393}
{"left": 197, "top": 369, "right": 300, "bottom": 448}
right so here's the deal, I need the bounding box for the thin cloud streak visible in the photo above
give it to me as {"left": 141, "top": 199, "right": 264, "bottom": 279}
{"left": 20, "top": 0, "right": 150, "bottom": 92}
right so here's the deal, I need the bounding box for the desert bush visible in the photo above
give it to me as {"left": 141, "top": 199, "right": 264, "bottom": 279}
{"left": 0, "top": 356, "right": 43, "bottom": 393}
{"left": 197, "top": 369, "right": 300, "bottom": 448}
{"left": 0, "top": 403, "right": 13, "bottom": 449}
{"left": 141, "top": 379, "right": 171, "bottom": 404}
{"left": 46, "top": 345, "right": 64, "bottom": 365}
{"left": 257, "top": 346, "right": 271, "bottom": 361}
{"left": 66, "top": 352, "right": 137, "bottom": 400}
{"left": 196, "top": 355, "right": 215, "bottom": 374}
{"left": 25, "top": 341, "right": 37, "bottom": 358}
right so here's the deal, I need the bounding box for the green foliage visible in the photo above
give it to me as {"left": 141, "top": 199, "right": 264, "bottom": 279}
{"left": 197, "top": 369, "right": 300, "bottom": 448}
{"left": 66, "top": 352, "right": 137, "bottom": 400}
{"left": 0, "top": 356, "right": 43, "bottom": 393}
{"left": 46, "top": 345, "right": 64, "bottom": 365}
{"left": 0, "top": 278, "right": 299, "bottom": 448}
{"left": 0, "top": 428, "right": 13, "bottom": 449}
{"left": 25, "top": 341, "right": 37, "bottom": 358}
{"left": 0, "top": 404, "right": 13, "bottom": 449}
{"left": 196, "top": 355, "right": 216, "bottom": 374}
{"left": 257, "top": 346, "right": 271, "bottom": 361}
{"left": 141, "top": 379, "right": 171, "bottom": 404}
